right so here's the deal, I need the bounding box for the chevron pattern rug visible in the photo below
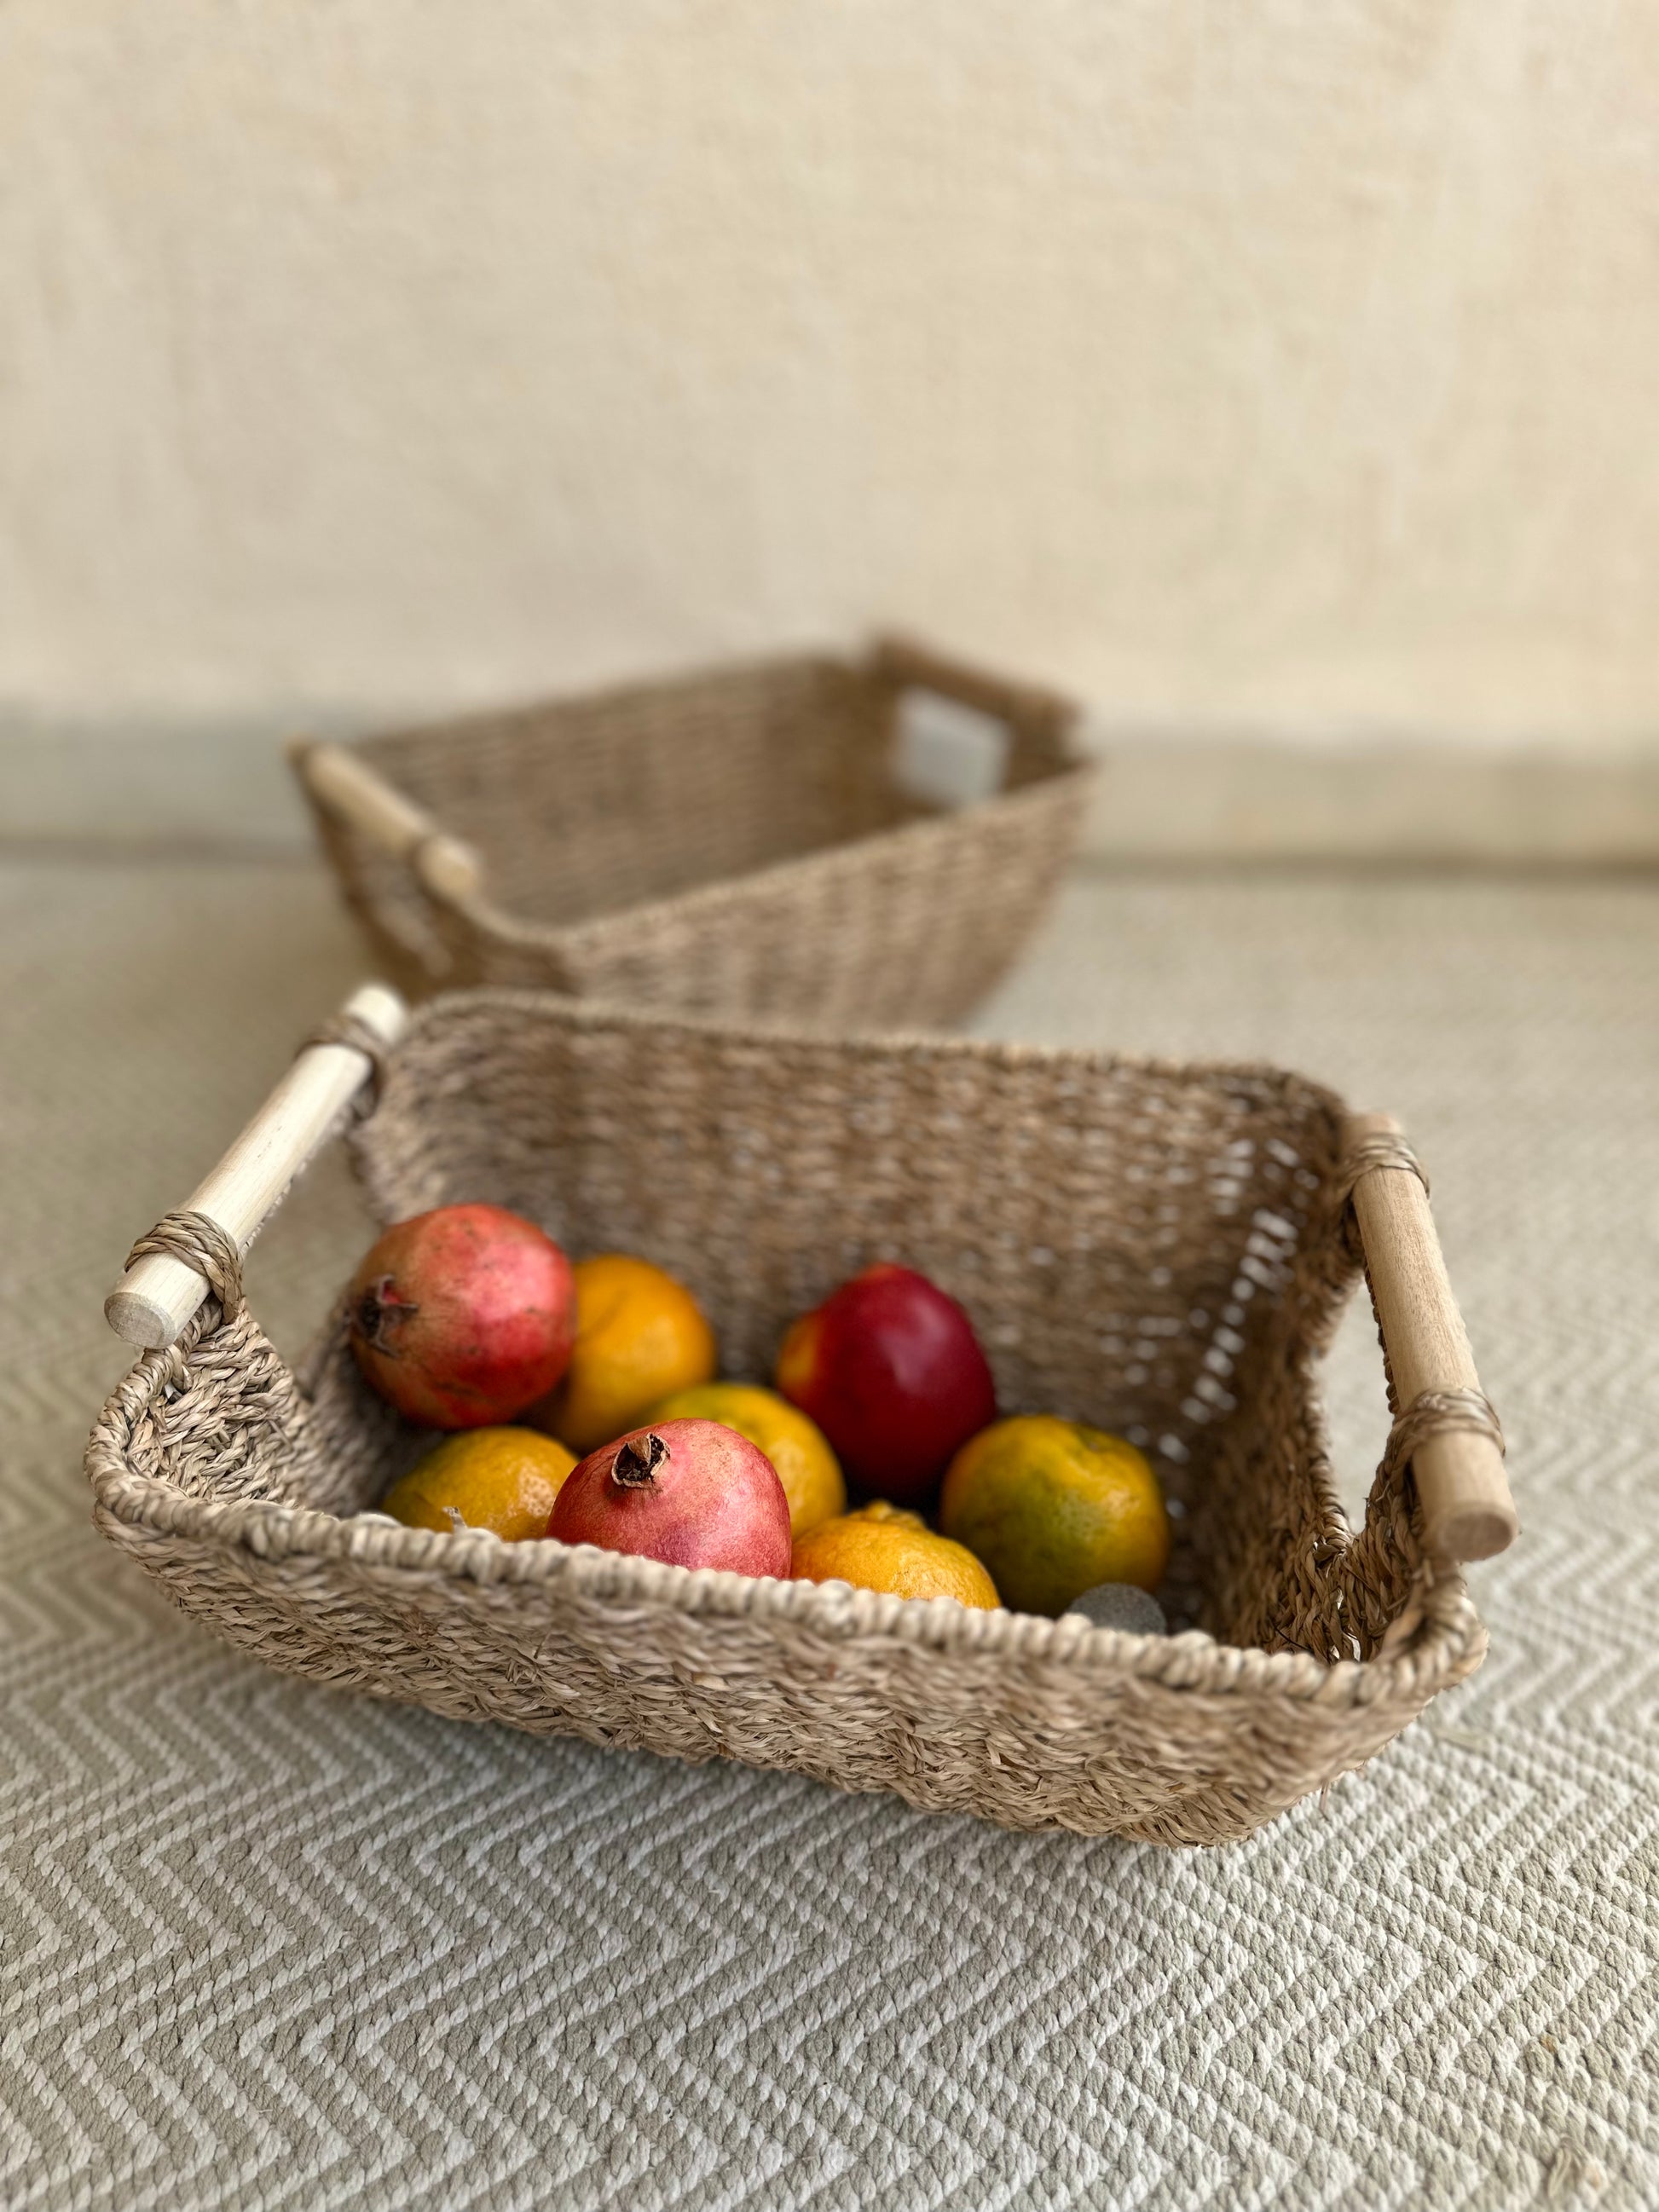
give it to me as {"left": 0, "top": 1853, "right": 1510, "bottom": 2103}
{"left": 3, "top": 852, "right": 1656, "bottom": 2210}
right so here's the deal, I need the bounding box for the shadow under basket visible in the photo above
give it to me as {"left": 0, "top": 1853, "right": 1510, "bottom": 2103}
{"left": 89, "top": 990, "right": 1514, "bottom": 1846}
{"left": 291, "top": 634, "right": 1093, "bottom": 1028}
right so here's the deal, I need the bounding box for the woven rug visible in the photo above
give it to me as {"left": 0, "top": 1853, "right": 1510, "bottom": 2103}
{"left": 3, "top": 852, "right": 1656, "bottom": 2211}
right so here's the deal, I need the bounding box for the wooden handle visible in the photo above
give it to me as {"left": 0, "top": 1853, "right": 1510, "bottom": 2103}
{"left": 290, "top": 739, "right": 483, "bottom": 904}
{"left": 105, "top": 983, "right": 410, "bottom": 1351}
{"left": 868, "top": 633, "right": 1077, "bottom": 738}
{"left": 1344, "top": 1112, "right": 1518, "bottom": 1563}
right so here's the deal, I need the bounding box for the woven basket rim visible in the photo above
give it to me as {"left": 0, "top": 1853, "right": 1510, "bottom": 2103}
{"left": 382, "top": 995, "right": 1371, "bottom": 1150}
{"left": 448, "top": 753, "right": 1097, "bottom": 955}
{"left": 85, "top": 1348, "right": 1485, "bottom": 1716}
{"left": 381, "top": 979, "right": 1345, "bottom": 1102}
{"left": 351, "top": 639, "right": 1080, "bottom": 760}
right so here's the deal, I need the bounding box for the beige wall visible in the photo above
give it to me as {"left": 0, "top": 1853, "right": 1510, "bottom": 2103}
{"left": 5, "top": 0, "right": 1659, "bottom": 746}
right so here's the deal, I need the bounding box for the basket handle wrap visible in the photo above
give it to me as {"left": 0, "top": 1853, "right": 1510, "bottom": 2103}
{"left": 867, "top": 633, "right": 1078, "bottom": 748}
{"left": 1344, "top": 1112, "right": 1517, "bottom": 1564}
{"left": 104, "top": 984, "right": 408, "bottom": 1352}
{"left": 289, "top": 739, "right": 484, "bottom": 908}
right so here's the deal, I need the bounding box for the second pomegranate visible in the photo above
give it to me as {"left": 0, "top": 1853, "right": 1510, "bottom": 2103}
{"left": 775, "top": 1262, "right": 997, "bottom": 1507}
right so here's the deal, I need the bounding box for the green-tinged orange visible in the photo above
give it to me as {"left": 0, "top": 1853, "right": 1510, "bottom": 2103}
{"left": 647, "top": 1382, "right": 846, "bottom": 1537}
{"left": 380, "top": 1427, "right": 577, "bottom": 1540}
{"left": 939, "top": 1414, "right": 1169, "bottom": 1617}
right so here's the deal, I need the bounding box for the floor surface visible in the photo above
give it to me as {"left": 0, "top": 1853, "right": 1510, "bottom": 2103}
{"left": 3, "top": 853, "right": 1656, "bottom": 2210}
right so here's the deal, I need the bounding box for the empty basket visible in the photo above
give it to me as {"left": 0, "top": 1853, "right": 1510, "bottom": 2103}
{"left": 90, "top": 985, "right": 1516, "bottom": 1846}
{"left": 291, "top": 636, "right": 1092, "bottom": 1027}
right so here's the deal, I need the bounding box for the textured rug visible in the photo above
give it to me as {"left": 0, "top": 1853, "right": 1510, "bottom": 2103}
{"left": 3, "top": 852, "right": 1656, "bottom": 2211}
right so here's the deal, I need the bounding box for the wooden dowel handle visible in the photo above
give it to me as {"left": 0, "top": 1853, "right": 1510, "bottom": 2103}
{"left": 104, "top": 983, "right": 410, "bottom": 1352}
{"left": 290, "top": 739, "right": 483, "bottom": 904}
{"left": 1344, "top": 1112, "right": 1518, "bottom": 1564}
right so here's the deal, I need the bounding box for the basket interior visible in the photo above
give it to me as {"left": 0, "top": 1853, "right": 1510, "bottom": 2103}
{"left": 351, "top": 655, "right": 1076, "bottom": 932}
{"left": 326, "top": 993, "right": 1367, "bottom": 1655}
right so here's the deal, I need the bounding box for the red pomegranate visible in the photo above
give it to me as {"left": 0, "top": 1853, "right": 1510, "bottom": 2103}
{"left": 548, "top": 1418, "right": 792, "bottom": 1579}
{"left": 775, "top": 1262, "right": 997, "bottom": 1506}
{"left": 347, "top": 1203, "right": 576, "bottom": 1429}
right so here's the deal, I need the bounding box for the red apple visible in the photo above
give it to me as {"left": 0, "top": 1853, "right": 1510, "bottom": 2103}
{"left": 348, "top": 1203, "right": 576, "bottom": 1429}
{"left": 548, "top": 1418, "right": 792, "bottom": 1578}
{"left": 775, "top": 1262, "right": 997, "bottom": 1505}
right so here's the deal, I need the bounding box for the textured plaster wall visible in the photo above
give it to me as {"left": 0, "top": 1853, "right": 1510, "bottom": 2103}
{"left": 4, "top": 0, "right": 1659, "bottom": 745}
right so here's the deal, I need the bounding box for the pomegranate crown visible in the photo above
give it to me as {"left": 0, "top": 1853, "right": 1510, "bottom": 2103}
{"left": 611, "top": 1431, "right": 669, "bottom": 1489}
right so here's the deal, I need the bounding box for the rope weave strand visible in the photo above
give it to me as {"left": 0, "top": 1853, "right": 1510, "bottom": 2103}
{"left": 297, "top": 1010, "right": 389, "bottom": 1108}
{"left": 1336, "top": 1131, "right": 1431, "bottom": 1209}
{"left": 124, "top": 1210, "right": 246, "bottom": 1322}
{"left": 1382, "top": 1386, "right": 1506, "bottom": 1485}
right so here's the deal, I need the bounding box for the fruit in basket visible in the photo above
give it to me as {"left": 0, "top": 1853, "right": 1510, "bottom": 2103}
{"left": 775, "top": 1263, "right": 997, "bottom": 1506}
{"left": 348, "top": 1204, "right": 577, "bottom": 1429}
{"left": 380, "top": 1428, "right": 577, "bottom": 1540}
{"left": 647, "top": 1382, "right": 845, "bottom": 1537}
{"left": 939, "top": 1415, "right": 1169, "bottom": 1618}
{"left": 533, "top": 1254, "right": 717, "bottom": 1455}
{"left": 790, "top": 1501, "right": 1000, "bottom": 1608}
{"left": 548, "top": 1418, "right": 791, "bottom": 1577}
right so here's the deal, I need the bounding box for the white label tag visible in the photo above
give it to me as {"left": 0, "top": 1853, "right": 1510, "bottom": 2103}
{"left": 891, "top": 689, "right": 1012, "bottom": 810}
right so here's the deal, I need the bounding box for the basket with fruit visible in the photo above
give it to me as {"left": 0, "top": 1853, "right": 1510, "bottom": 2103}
{"left": 289, "top": 634, "right": 1092, "bottom": 1028}
{"left": 89, "top": 984, "right": 1516, "bottom": 1845}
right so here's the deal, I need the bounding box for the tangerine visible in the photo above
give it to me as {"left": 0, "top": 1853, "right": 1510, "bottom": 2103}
{"left": 534, "top": 1254, "right": 717, "bottom": 1454}
{"left": 380, "top": 1427, "right": 576, "bottom": 1540}
{"left": 790, "top": 1500, "right": 1000, "bottom": 1608}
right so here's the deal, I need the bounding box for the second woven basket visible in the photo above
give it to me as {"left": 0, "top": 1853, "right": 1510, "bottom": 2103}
{"left": 292, "top": 634, "right": 1092, "bottom": 1028}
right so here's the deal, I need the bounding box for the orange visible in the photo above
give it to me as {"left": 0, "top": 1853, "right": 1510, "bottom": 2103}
{"left": 540, "top": 1254, "right": 717, "bottom": 1454}
{"left": 648, "top": 1382, "right": 846, "bottom": 1537}
{"left": 379, "top": 1427, "right": 576, "bottom": 1540}
{"left": 939, "top": 1414, "right": 1169, "bottom": 1618}
{"left": 791, "top": 1500, "right": 1000, "bottom": 1608}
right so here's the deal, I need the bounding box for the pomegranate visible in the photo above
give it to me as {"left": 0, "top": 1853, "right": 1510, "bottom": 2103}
{"left": 775, "top": 1262, "right": 997, "bottom": 1506}
{"left": 348, "top": 1203, "right": 576, "bottom": 1429}
{"left": 547, "top": 1418, "right": 791, "bottom": 1578}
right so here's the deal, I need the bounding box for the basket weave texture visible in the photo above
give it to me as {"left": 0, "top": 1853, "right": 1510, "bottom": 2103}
{"left": 298, "top": 640, "right": 1092, "bottom": 1027}
{"left": 86, "top": 994, "right": 1485, "bottom": 1845}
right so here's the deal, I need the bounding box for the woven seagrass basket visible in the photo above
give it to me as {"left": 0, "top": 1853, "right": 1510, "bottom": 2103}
{"left": 291, "top": 635, "right": 1091, "bottom": 1026}
{"left": 90, "top": 986, "right": 1515, "bottom": 1846}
